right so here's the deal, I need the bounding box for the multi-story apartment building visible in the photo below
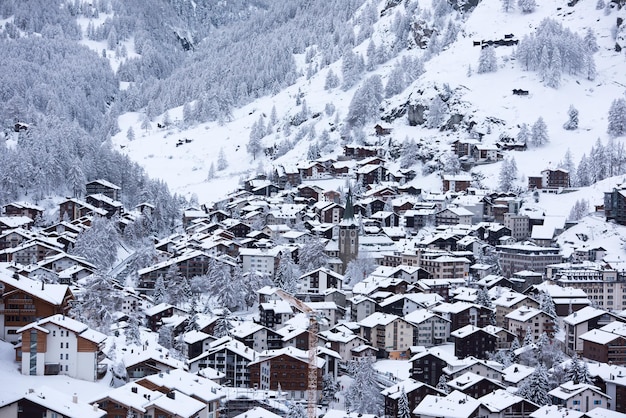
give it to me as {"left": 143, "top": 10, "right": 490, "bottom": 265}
{"left": 188, "top": 337, "right": 257, "bottom": 387}
{"left": 358, "top": 312, "right": 414, "bottom": 358}
{"left": 563, "top": 306, "right": 623, "bottom": 355}
{"left": 496, "top": 243, "right": 562, "bottom": 277}
{"left": 506, "top": 305, "right": 555, "bottom": 340}
{"left": 0, "top": 272, "right": 73, "bottom": 343}
{"left": 548, "top": 263, "right": 626, "bottom": 311}
{"left": 404, "top": 309, "right": 450, "bottom": 347}
{"left": 17, "top": 314, "right": 107, "bottom": 381}
{"left": 503, "top": 212, "right": 530, "bottom": 240}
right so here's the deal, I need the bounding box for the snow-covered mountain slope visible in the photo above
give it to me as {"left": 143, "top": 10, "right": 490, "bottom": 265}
{"left": 112, "top": 0, "right": 626, "bottom": 214}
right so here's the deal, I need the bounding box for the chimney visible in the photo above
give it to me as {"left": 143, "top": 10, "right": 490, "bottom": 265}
{"left": 167, "top": 391, "right": 175, "bottom": 400}
{"left": 92, "top": 403, "right": 99, "bottom": 411}
{"left": 72, "top": 393, "right": 78, "bottom": 404}
{"left": 131, "top": 387, "right": 138, "bottom": 394}
{"left": 28, "top": 388, "right": 34, "bottom": 393}
{"left": 41, "top": 281, "right": 44, "bottom": 291}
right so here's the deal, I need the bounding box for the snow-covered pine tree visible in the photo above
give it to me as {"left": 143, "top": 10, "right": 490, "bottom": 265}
{"left": 518, "top": 364, "right": 551, "bottom": 405}
{"left": 287, "top": 402, "right": 307, "bottom": 418}
{"left": 344, "top": 255, "right": 377, "bottom": 285}
{"left": 345, "top": 75, "right": 383, "bottom": 126}
{"left": 126, "top": 126, "right": 135, "bottom": 141}
{"left": 546, "top": 48, "right": 562, "bottom": 88}
{"left": 518, "top": 0, "right": 537, "bottom": 13}
{"left": 324, "top": 68, "right": 340, "bottom": 90}
{"left": 400, "top": 138, "right": 419, "bottom": 169}
{"left": 213, "top": 310, "right": 233, "bottom": 338}
{"left": 158, "top": 324, "right": 174, "bottom": 349}
{"left": 531, "top": 117, "right": 549, "bottom": 147}
{"left": 70, "top": 215, "right": 120, "bottom": 271}
{"left": 590, "top": 138, "right": 607, "bottom": 183}
{"left": 397, "top": 387, "right": 411, "bottom": 418}
{"left": 539, "top": 291, "right": 558, "bottom": 333}
{"left": 608, "top": 98, "right": 626, "bottom": 137}
{"left": 247, "top": 119, "right": 264, "bottom": 160}
{"left": 563, "top": 105, "right": 579, "bottom": 130}
{"left": 502, "top": 0, "right": 515, "bottom": 12}
{"left": 298, "top": 240, "right": 329, "bottom": 273}
{"left": 345, "top": 358, "right": 384, "bottom": 415}
{"left": 427, "top": 96, "right": 447, "bottom": 129}
{"left": 125, "top": 313, "right": 142, "bottom": 346}
{"left": 436, "top": 374, "right": 450, "bottom": 394}
{"left": 577, "top": 154, "right": 591, "bottom": 187}
{"left": 274, "top": 251, "right": 299, "bottom": 294}
{"left": 517, "top": 123, "right": 530, "bottom": 145}
{"left": 207, "top": 162, "right": 216, "bottom": 180}
{"left": 217, "top": 148, "right": 228, "bottom": 171}
{"left": 498, "top": 157, "right": 518, "bottom": 192}
{"left": 477, "top": 46, "right": 497, "bottom": 74}
{"left": 384, "top": 63, "right": 406, "bottom": 98}
{"left": 322, "top": 373, "right": 339, "bottom": 402}
{"left": 442, "top": 151, "right": 461, "bottom": 174}
{"left": 523, "top": 325, "right": 534, "bottom": 346}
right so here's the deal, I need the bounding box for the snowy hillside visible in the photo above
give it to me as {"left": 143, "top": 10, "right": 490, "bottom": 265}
{"left": 111, "top": 0, "right": 626, "bottom": 217}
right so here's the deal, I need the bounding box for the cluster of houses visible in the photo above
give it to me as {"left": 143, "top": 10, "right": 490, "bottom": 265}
{"left": 0, "top": 143, "right": 625, "bottom": 417}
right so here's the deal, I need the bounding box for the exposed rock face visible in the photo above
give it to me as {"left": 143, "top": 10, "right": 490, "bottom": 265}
{"left": 442, "top": 113, "right": 464, "bottom": 131}
{"left": 407, "top": 103, "right": 426, "bottom": 126}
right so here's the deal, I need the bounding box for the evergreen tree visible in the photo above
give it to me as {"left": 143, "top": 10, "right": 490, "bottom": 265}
{"left": 518, "top": 364, "right": 551, "bottom": 405}
{"left": 125, "top": 313, "right": 142, "bottom": 346}
{"left": 158, "top": 324, "right": 174, "bottom": 349}
{"left": 298, "top": 240, "right": 329, "bottom": 272}
{"left": 324, "top": 68, "right": 340, "bottom": 90}
{"left": 442, "top": 151, "right": 461, "bottom": 175}
{"left": 400, "top": 138, "right": 419, "bottom": 169}
{"left": 153, "top": 275, "right": 167, "bottom": 304}
{"left": 70, "top": 273, "right": 122, "bottom": 333}
{"left": 287, "top": 402, "right": 307, "bottom": 418}
{"left": 344, "top": 255, "right": 376, "bottom": 285}
{"left": 531, "top": 117, "right": 549, "bottom": 147}
{"left": 70, "top": 216, "right": 120, "bottom": 271}
{"left": 207, "top": 162, "right": 216, "bottom": 180}
{"left": 384, "top": 64, "right": 405, "bottom": 98}
{"left": 397, "top": 387, "right": 411, "bottom": 418}
{"left": 590, "top": 138, "right": 607, "bottom": 183}
{"left": 502, "top": 0, "right": 515, "bottom": 12}
{"left": 563, "top": 105, "right": 579, "bottom": 130}
{"left": 608, "top": 98, "right": 626, "bottom": 137}
{"left": 345, "top": 358, "right": 383, "bottom": 415}
{"left": 518, "top": 0, "right": 537, "bottom": 13}
{"left": 523, "top": 325, "right": 534, "bottom": 346}
{"left": 499, "top": 157, "right": 518, "bottom": 192}
{"left": 247, "top": 119, "right": 264, "bottom": 160}
{"left": 477, "top": 46, "right": 497, "bottom": 73}
{"left": 517, "top": 123, "right": 530, "bottom": 145}
{"left": 217, "top": 147, "right": 228, "bottom": 171}
{"left": 345, "top": 75, "right": 383, "bottom": 126}
{"left": 577, "top": 154, "right": 591, "bottom": 187}
{"left": 274, "top": 251, "right": 299, "bottom": 294}
{"left": 213, "top": 311, "right": 233, "bottom": 338}
{"left": 539, "top": 291, "right": 558, "bottom": 333}
{"left": 126, "top": 126, "right": 135, "bottom": 141}
{"left": 584, "top": 28, "right": 599, "bottom": 53}
{"left": 436, "top": 374, "right": 450, "bottom": 394}
{"left": 322, "top": 373, "right": 339, "bottom": 402}
{"left": 546, "top": 48, "right": 562, "bottom": 88}
{"left": 427, "top": 96, "right": 447, "bottom": 129}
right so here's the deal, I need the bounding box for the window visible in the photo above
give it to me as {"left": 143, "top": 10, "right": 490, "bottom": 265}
{"left": 594, "top": 400, "right": 602, "bottom": 405}
{"left": 65, "top": 354, "right": 69, "bottom": 360}
{"left": 573, "top": 400, "right": 580, "bottom": 405}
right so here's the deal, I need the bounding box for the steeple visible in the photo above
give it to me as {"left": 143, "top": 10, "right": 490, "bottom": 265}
{"left": 342, "top": 189, "right": 355, "bottom": 224}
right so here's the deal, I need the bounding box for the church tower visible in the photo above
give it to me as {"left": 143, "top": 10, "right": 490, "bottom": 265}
{"left": 338, "top": 190, "right": 359, "bottom": 274}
